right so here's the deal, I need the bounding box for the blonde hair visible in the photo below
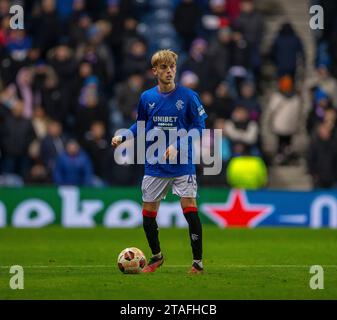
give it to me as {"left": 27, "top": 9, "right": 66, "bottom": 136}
{"left": 151, "top": 49, "right": 178, "bottom": 67}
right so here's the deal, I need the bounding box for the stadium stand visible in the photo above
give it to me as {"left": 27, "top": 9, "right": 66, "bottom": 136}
{"left": 0, "top": 0, "right": 337, "bottom": 190}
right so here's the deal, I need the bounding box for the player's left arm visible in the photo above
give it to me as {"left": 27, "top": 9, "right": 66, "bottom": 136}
{"left": 186, "top": 92, "right": 208, "bottom": 132}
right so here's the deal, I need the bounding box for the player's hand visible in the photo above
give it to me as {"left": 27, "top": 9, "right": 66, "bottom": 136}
{"left": 163, "top": 145, "right": 178, "bottom": 161}
{"left": 111, "top": 136, "right": 123, "bottom": 148}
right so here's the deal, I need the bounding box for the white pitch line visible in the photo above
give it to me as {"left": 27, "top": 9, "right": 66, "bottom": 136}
{"left": 0, "top": 265, "right": 337, "bottom": 269}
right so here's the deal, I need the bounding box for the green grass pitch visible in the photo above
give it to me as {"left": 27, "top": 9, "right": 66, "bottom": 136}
{"left": 1, "top": 227, "right": 337, "bottom": 299}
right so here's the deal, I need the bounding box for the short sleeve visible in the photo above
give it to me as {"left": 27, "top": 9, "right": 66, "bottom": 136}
{"left": 188, "top": 92, "right": 208, "bottom": 128}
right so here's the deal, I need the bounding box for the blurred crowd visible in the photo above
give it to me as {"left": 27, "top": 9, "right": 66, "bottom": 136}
{"left": 0, "top": 0, "right": 337, "bottom": 189}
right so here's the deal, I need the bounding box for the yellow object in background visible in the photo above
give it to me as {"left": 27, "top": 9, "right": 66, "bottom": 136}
{"left": 226, "top": 156, "right": 268, "bottom": 189}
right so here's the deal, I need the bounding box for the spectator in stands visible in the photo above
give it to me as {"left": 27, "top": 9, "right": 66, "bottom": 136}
{"left": 75, "top": 76, "right": 109, "bottom": 142}
{"left": 225, "top": 28, "right": 253, "bottom": 99}
{"left": 316, "top": 0, "right": 337, "bottom": 65}
{"left": 181, "top": 38, "right": 213, "bottom": 91}
{"left": 179, "top": 69, "right": 217, "bottom": 127}
{"left": 235, "top": 0, "right": 264, "bottom": 47}
{"left": 101, "top": 0, "right": 127, "bottom": 64}
{"left": 0, "top": 12, "right": 9, "bottom": 81}
{"left": 269, "top": 22, "right": 305, "bottom": 79}
{"left": 306, "top": 87, "right": 334, "bottom": 134}
{"left": 235, "top": 0, "right": 264, "bottom": 83}
{"left": 70, "top": 0, "right": 87, "bottom": 19}
{"left": 142, "top": 65, "right": 157, "bottom": 91}
{"left": 324, "top": 107, "right": 337, "bottom": 135}
{"left": 200, "top": 0, "right": 230, "bottom": 40}
{"left": 1, "top": 100, "right": 36, "bottom": 176}
{"left": 224, "top": 105, "right": 259, "bottom": 156}
{"left": 47, "top": 44, "right": 77, "bottom": 122}
{"left": 13, "top": 67, "right": 35, "bottom": 119}
{"left": 2, "top": 30, "right": 32, "bottom": 84}
{"left": 68, "top": 61, "right": 94, "bottom": 119}
{"left": 68, "top": 10, "right": 92, "bottom": 48}
{"left": 27, "top": 46, "right": 42, "bottom": 66}
{"left": 53, "top": 139, "right": 93, "bottom": 186}
{"left": 39, "top": 65, "right": 66, "bottom": 123}
{"left": 48, "top": 44, "right": 77, "bottom": 86}
{"left": 115, "top": 73, "right": 145, "bottom": 126}
{"left": 120, "top": 17, "right": 143, "bottom": 59}
{"left": 329, "top": 24, "right": 337, "bottom": 78}
{"left": 267, "top": 75, "right": 301, "bottom": 165}
{"left": 236, "top": 80, "right": 261, "bottom": 122}
{"left": 206, "top": 81, "right": 234, "bottom": 126}
{"left": 0, "top": 83, "right": 18, "bottom": 110}
{"left": 24, "top": 161, "right": 51, "bottom": 185}
{"left": 0, "top": 19, "right": 7, "bottom": 49}
{"left": 85, "top": 0, "right": 109, "bottom": 20}
{"left": 76, "top": 25, "right": 115, "bottom": 87}
{"left": 306, "top": 64, "right": 337, "bottom": 108}
{"left": 307, "top": 122, "right": 337, "bottom": 189}
{"left": 55, "top": 0, "right": 75, "bottom": 20}
{"left": 29, "top": 0, "right": 61, "bottom": 56}
{"left": 29, "top": 106, "right": 49, "bottom": 162}
{"left": 0, "top": 98, "right": 8, "bottom": 173}
{"left": 179, "top": 70, "right": 200, "bottom": 92}
{"left": 0, "top": 0, "right": 10, "bottom": 20}
{"left": 32, "top": 106, "right": 48, "bottom": 139}
{"left": 40, "top": 120, "right": 66, "bottom": 174}
{"left": 230, "top": 27, "right": 251, "bottom": 70}
{"left": 122, "top": 39, "right": 148, "bottom": 78}
{"left": 173, "top": 0, "right": 202, "bottom": 51}
{"left": 82, "top": 121, "right": 110, "bottom": 184}
{"left": 226, "top": 0, "right": 241, "bottom": 22}
{"left": 208, "top": 26, "right": 233, "bottom": 84}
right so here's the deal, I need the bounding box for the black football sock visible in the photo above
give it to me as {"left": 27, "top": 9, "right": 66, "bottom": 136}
{"left": 142, "top": 210, "right": 161, "bottom": 256}
{"left": 183, "top": 207, "right": 203, "bottom": 261}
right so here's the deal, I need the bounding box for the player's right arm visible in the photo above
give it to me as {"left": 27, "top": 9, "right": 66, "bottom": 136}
{"left": 111, "top": 94, "right": 147, "bottom": 148}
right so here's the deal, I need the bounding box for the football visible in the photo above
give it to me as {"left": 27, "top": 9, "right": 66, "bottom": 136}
{"left": 117, "top": 247, "right": 147, "bottom": 274}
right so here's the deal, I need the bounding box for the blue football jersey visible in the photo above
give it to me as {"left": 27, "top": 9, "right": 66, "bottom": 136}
{"left": 128, "top": 84, "right": 207, "bottom": 177}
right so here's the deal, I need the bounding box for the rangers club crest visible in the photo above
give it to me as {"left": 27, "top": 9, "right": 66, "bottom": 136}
{"left": 176, "top": 100, "right": 184, "bottom": 110}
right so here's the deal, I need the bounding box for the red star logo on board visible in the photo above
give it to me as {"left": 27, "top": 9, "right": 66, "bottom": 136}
{"left": 201, "top": 190, "right": 274, "bottom": 228}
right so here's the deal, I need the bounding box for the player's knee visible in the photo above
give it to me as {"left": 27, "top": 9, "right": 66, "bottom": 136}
{"left": 143, "top": 201, "right": 159, "bottom": 212}
{"left": 182, "top": 206, "right": 198, "bottom": 216}
{"left": 142, "top": 209, "right": 157, "bottom": 219}
{"left": 181, "top": 197, "right": 197, "bottom": 209}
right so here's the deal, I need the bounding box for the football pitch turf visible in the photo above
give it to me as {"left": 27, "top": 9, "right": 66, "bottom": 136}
{"left": 1, "top": 227, "right": 337, "bottom": 300}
